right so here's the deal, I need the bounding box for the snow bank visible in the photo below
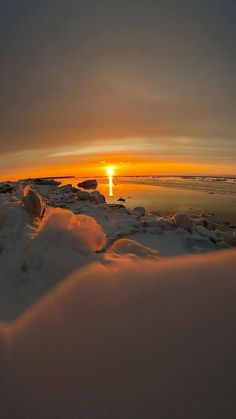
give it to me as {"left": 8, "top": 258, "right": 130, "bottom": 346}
{"left": 0, "top": 185, "right": 236, "bottom": 418}
{"left": 0, "top": 196, "right": 106, "bottom": 320}
{"left": 107, "top": 237, "right": 160, "bottom": 258}
{"left": 1, "top": 249, "right": 236, "bottom": 418}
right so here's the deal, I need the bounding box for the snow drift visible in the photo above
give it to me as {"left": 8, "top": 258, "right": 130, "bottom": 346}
{"left": 1, "top": 249, "right": 236, "bottom": 419}
{"left": 0, "top": 185, "right": 236, "bottom": 418}
{"left": 0, "top": 192, "right": 106, "bottom": 320}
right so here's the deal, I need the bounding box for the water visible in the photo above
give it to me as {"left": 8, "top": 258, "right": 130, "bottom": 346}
{"left": 60, "top": 176, "right": 236, "bottom": 224}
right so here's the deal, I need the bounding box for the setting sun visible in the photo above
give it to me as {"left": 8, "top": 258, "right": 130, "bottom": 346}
{"left": 106, "top": 166, "right": 115, "bottom": 176}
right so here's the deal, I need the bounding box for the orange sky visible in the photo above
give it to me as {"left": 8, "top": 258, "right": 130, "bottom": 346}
{"left": 2, "top": 151, "right": 236, "bottom": 182}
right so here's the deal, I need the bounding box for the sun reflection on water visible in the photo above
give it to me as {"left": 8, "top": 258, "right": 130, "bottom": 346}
{"left": 108, "top": 175, "right": 113, "bottom": 196}
{"left": 106, "top": 166, "right": 114, "bottom": 196}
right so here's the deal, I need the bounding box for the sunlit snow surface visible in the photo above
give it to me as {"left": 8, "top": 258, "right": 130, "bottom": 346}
{"left": 0, "top": 181, "right": 236, "bottom": 418}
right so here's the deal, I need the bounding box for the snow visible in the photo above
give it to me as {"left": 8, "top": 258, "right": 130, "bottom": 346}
{"left": 0, "top": 180, "right": 236, "bottom": 418}
{"left": 1, "top": 249, "right": 236, "bottom": 418}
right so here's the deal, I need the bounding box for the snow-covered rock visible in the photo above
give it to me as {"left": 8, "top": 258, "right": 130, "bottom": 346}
{"left": 190, "top": 231, "right": 215, "bottom": 250}
{"left": 149, "top": 210, "right": 161, "bottom": 217}
{"left": 0, "top": 182, "right": 14, "bottom": 194}
{"left": 156, "top": 217, "right": 174, "bottom": 230}
{"left": 194, "top": 225, "right": 219, "bottom": 242}
{"left": 133, "top": 206, "right": 146, "bottom": 217}
{"left": 233, "top": 231, "right": 236, "bottom": 243}
{"left": 215, "top": 240, "right": 231, "bottom": 249}
{"left": 172, "top": 212, "right": 193, "bottom": 231}
{"left": 107, "top": 204, "right": 129, "bottom": 214}
{"left": 22, "top": 186, "right": 46, "bottom": 219}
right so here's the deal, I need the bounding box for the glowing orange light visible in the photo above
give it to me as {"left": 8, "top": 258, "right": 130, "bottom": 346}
{"left": 106, "top": 166, "right": 115, "bottom": 196}
{"left": 106, "top": 166, "right": 114, "bottom": 176}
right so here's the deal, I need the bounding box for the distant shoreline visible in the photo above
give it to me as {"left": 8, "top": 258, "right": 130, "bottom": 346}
{"left": 52, "top": 175, "right": 236, "bottom": 180}
{"left": 1, "top": 174, "right": 236, "bottom": 183}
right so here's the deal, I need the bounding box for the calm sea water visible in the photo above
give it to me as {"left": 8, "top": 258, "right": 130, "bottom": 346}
{"left": 60, "top": 176, "right": 236, "bottom": 224}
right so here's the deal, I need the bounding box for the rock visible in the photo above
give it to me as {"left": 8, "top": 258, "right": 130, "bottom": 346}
{"left": 22, "top": 186, "right": 46, "bottom": 219}
{"left": 200, "top": 212, "right": 209, "bottom": 218}
{"left": 0, "top": 182, "right": 14, "bottom": 194}
{"left": 60, "top": 184, "right": 78, "bottom": 193}
{"left": 90, "top": 191, "right": 106, "bottom": 204}
{"left": 172, "top": 212, "right": 193, "bottom": 232}
{"left": 205, "top": 220, "right": 220, "bottom": 231}
{"left": 76, "top": 190, "right": 106, "bottom": 204}
{"left": 140, "top": 216, "right": 158, "bottom": 228}
{"left": 117, "top": 197, "right": 126, "bottom": 202}
{"left": 157, "top": 217, "right": 174, "bottom": 230}
{"left": 214, "top": 229, "right": 233, "bottom": 244}
{"left": 194, "top": 225, "right": 221, "bottom": 243}
{"left": 193, "top": 217, "right": 208, "bottom": 227}
{"left": 133, "top": 207, "right": 146, "bottom": 217}
{"left": 215, "top": 240, "right": 231, "bottom": 249}
{"left": 227, "top": 231, "right": 236, "bottom": 246}
{"left": 31, "top": 178, "right": 61, "bottom": 186}
{"left": 194, "top": 225, "right": 212, "bottom": 238}
{"left": 178, "top": 228, "right": 192, "bottom": 240}
{"left": 76, "top": 190, "right": 91, "bottom": 201}
{"left": 194, "top": 217, "right": 219, "bottom": 231}
{"left": 186, "top": 234, "right": 215, "bottom": 250}
{"left": 232, "top": 231, "right": 236, "bottom": 245}
{"left": 77, "top": 179, "right": 97, "bottom": 190}
{"left": 149, "top": 210, "right": 161, "bottom": 217}
{"left": 107, "top": 204, "right": 130, "bottom": 214}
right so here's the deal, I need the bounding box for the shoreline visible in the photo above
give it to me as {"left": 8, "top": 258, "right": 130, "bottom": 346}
{"left": 1, "top": 178, "right": 236, "bottom": 419}
{"left": 0, "top": 177, "right": 235, "bottom": 320}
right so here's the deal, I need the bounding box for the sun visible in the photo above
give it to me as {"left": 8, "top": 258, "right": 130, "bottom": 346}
{"left": 106, "top": 166, "right": 114, "bottom": 176}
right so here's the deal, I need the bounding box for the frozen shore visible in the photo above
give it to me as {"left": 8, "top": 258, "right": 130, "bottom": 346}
{"left": 0, "top": 178, "right": 235, "bottom": 320}
{"left": 0, "top": 179, "right": 236, "bottom": 418}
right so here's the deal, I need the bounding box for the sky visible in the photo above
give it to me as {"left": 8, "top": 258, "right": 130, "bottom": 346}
{"left": 0, "top": 0, "right": 236, "bottom": 179}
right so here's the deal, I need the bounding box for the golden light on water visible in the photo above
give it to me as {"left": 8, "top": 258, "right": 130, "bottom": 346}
{"left": 106, "top": 166, "right": 115, "bottom": 196}
{"left": 108, "top": 175, "right": 113, "bottom": 196}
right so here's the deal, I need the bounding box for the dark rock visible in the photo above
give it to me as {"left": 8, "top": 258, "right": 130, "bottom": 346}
{"left": 133, "top": 207, "right": 146, "bottom": 217}
{"left": 77, "top": 179, "right": 98, "bottom": 190}
{"left": 60, "top": 184, "right": 78, "bottom": 193}
{"left": 76, "top": 189, "right": 106, "bottom": 204}
{"left": 117, "top": 197, "right": 126, "bottom": 202}
{"left": 28, "top": 178, "right": 61, "bottom": 186}
{"left": 0, "top": 182, "right": 14, "bottom": 194}
{"left": 107, "top": 204, "right": 130, "bottom": 214}
{"left": 108, "top": 204, "right": 126, "bottom": 209}
{"left": 77, "top": 190, "right": 91, "bottom": 201}
{"left": 90, "top": 191, "right": 106, "bottom": 204}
